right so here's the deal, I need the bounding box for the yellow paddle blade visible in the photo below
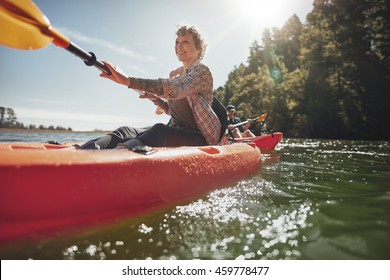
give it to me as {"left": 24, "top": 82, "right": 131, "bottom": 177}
{"left": 0, "top": 0, "right": 69, "bottom": 50}
{"left": 257, "top": 113, "right": 267, "bottom": 122}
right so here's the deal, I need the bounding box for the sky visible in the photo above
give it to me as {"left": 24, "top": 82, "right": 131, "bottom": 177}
{"left": 0, "top": 0, "right": 314, "bottom": 131}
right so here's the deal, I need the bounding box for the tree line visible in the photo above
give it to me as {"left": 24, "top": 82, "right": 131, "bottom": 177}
{"left": 0, "top": 106, "right": 72, "bottom": 131}
{"left": 214, "top": 0, "right": 389, "bottom": 140}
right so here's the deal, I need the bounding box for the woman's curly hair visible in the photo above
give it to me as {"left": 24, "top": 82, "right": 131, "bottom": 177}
{"left": 176, "top": 25, "right": 207, "bottom": 60}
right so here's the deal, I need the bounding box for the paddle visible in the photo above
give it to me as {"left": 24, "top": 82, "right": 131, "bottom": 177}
{"left": 0, "top": 0, "right": 110, "bottom": 74}
{"left": 232, "top": 113, "right": 267, "bottom": 128}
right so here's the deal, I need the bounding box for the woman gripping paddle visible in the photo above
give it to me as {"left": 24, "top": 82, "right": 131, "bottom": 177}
{"left": 78, "top": 25, "right": 222, "bottom": 150}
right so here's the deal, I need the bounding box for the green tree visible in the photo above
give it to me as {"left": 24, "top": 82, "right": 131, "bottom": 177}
{"left": 301, "top": 0, "right": 390, "bottom": 139}
{"left": 6, "top": 108, "right": 18, "bottom": 128}
{"left": 273, "top": 14, "right": 304, "bottom": 72}
{"left": 0, "top": 107, "right": 5, "bottom": 127}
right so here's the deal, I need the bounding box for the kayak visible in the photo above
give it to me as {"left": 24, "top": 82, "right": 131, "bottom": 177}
{"left": 235, "top": 132, "right": 283, "bottom": 151}
{"left": 0, "top": 142, "right": 261, "bottom": 242}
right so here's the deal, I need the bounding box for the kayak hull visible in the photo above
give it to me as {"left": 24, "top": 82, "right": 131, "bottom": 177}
{"left": 237, "top": 132, "right": 283, "bottom": 151}
{"left": 0, "top": 142, "right": 261, "bottom": 242}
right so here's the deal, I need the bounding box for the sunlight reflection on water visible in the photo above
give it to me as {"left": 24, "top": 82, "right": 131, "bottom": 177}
{"left": 157, "top": 178, "right": 315, "bottom": 260}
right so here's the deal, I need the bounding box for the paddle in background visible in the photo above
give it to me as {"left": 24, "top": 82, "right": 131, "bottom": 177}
{"left": 231, "top": 113, "right": 274, "bottom": 136}
{"left": 0, "top": 0, "right": 111, "bottom": 74}
{"left": 232, "top": 113, "right": 268, "bottom": 128}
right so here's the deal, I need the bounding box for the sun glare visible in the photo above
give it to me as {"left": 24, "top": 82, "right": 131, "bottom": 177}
{"left": 230, "top": 0, "right": 293, "bottom": 28}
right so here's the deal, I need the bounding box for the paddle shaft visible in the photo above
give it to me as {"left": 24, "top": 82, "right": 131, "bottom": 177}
{"left": 232, "top": 117, "right": 259, "bottom": 128}
{"left": 66, "top": 42, "right": 111, "bottom": 74}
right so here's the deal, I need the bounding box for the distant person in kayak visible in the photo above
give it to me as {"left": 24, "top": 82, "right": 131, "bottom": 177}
{"left": 78, "top": 25, "right": 221, "bottom": 150}
{"left": 226, "top": 105, "right": 255, "bottom": 138}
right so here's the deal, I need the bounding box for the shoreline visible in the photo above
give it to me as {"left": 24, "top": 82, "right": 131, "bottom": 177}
{"left": 0, "top": 128, "right": 110, "bottom": 133}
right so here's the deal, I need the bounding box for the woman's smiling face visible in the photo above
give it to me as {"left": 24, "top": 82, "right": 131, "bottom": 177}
{"left": 175, "top": 32, "right": 201, "bottom": 68}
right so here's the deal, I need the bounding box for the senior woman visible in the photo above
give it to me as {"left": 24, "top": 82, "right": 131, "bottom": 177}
{"left": 78, "top": 24, "right": 221, "bottom": 150}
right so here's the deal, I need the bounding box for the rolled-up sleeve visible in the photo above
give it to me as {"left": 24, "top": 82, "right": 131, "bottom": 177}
{"left": 161, "top": 64, "right": 213, "bottom": 99}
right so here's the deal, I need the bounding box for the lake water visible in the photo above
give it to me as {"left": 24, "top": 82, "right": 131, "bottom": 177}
{"left": 0, "top": 131, "right": 389, "bottom": 260}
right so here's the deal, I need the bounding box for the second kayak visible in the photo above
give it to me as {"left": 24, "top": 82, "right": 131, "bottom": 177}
{"left": 235, "top": 132, "right": 283, "bottom": 151}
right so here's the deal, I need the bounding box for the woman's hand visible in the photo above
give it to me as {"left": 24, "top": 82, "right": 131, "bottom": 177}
{"left": 138, "top": 93, "right": 165, "bottom": 115}
{"left": 100, "top": 60, "right": 130, "bottom": 86}
{"left": 138, "top": 92, "right": 159, "bottom": 100}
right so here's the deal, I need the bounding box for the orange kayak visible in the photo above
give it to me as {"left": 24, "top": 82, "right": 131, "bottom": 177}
{"left": 236, "top": 132, "right": 283, "bottom": 151}
{"left": 0, "top": 142, "right": 261, "bottom": 242}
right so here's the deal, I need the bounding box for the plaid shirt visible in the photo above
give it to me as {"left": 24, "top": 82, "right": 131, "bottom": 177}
{"left": 160, "top": 61, "right": 221, "bottom": 145}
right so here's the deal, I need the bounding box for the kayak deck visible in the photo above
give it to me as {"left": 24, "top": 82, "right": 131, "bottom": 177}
{"left": 0, "top": 142, "right": 261, "bottom": 242}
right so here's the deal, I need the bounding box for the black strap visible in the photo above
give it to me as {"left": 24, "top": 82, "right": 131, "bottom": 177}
{"left": 227, "top": 126, "right": 235, "bottom": 141}
{"left": 211, "top": 97, "right": 228, "bottom": 142}
{"left": 84, "top": 52, "right": 97, "bottom": 66}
